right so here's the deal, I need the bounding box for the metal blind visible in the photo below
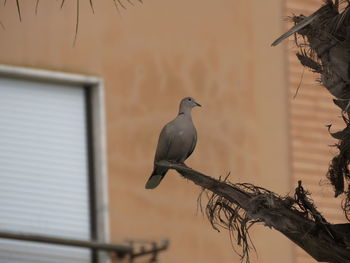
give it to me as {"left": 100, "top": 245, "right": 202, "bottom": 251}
{"left": 0, "top": 77, "right": 91, "bottom": 263}
{"left": 286, "top": 1, "right": 348, "bottom": 263}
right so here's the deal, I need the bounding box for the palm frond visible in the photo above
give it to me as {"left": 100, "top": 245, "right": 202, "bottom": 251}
{"left": 73, "top": 0, "right": 79, "bottom": 46}
{"left": 16, "top": 0, "right": 21, "bottom": 21}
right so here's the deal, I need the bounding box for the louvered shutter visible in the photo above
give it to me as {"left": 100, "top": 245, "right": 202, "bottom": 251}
{"left": 0, "top": 77, "right": 92, "bottom": 263}
{"left": 286, "top": 1, "right": 347, "bottom": 263}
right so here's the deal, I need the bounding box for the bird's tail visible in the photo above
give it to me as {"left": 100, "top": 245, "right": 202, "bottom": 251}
{"left": 145, "top": 167, "right": 168, "bottom": 189}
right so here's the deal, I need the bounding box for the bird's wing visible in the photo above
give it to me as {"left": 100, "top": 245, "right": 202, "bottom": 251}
{"left": 185, "top": 127, "right": 197, "bottom": 159}
{"left": 154, "top": 122, "right": 174, "bottom": 163}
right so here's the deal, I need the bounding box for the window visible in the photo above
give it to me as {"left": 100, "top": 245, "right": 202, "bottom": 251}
{"left": 0, "top": 65, "right": 109, "bottom": 263}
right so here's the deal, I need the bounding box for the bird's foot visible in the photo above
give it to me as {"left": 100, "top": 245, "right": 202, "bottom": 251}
{"left": 178, "top": 162, "right": 189, "bottom": 168}
{"left": 166, "top": 160, "right": 188, "bottom": 167}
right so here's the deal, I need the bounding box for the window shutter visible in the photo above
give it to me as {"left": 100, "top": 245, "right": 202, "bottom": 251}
{"left": 286, "top": 1, "right": 347, "bottom": 262}
{"left": 0, "top": 78, "right": 92, "bottom": 263}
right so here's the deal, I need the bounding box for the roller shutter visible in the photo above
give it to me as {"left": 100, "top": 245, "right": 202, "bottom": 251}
{"left": 0, "top": 77, "right": 92, "bottom": 263}
{"left": 286, "top": 1, "right": 346, "bottom": 262}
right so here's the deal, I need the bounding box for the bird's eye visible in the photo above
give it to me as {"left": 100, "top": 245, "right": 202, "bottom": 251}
{"left": 188, "top": 98, "right": 192, "bottom": 101}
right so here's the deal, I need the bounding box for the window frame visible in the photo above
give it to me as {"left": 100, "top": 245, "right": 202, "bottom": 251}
{"left": 0, "top": 64, "right": 110, "bottom": 263}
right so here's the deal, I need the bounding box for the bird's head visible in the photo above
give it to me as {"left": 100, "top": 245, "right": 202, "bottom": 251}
{"left": 181, "top": 97, "right": 201, "bottom": 108}
{"left": 179, "top": 97, "right": 201, "bottom": 115}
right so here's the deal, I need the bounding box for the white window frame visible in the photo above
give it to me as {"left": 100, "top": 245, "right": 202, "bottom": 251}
{"left": 0, "top": 64, "right": 110, "bottom": 263}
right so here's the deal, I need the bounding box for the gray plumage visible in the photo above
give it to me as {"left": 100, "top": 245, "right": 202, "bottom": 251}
{"left": 145, "top": 97, "right": 201, "bottom": 189}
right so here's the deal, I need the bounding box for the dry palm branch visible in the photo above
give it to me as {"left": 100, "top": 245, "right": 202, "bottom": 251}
{"left": 1, "top": 0, "right": 143, "bottom": 44}
{"left": 159, "top": 1, "right": 350, "bottom": 263}
{"left": 158, "top": 161, "right": 350, "bottom": 263}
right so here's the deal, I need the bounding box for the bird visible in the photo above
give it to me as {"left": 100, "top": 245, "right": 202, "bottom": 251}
{"left": 145, "top": 97, "right": 201, "bottom": 189}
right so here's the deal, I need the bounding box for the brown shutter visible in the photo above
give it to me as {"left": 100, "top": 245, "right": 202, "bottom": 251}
{"left": 286, "top": 1, "right": 347, "bottom": 262}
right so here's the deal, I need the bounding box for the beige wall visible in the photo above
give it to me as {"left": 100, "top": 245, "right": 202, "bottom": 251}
{"left": 0, "top": 0, "right": 293, "bottom": 262}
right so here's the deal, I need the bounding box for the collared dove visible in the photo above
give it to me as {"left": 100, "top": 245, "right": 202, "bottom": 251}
{"left": 145, "top": 97, "right": 201, "bottom": 189}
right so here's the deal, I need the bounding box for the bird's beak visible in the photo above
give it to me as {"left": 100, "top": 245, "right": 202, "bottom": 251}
{"left": 195, "top": 102, "right": 202, "bottom": 107}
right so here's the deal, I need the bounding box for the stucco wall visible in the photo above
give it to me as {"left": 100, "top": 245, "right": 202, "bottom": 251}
{"left": 0, "top": 1, "right": 292, "bottom": 262}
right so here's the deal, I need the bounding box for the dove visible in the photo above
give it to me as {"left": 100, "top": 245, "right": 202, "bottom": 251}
{"left": 145, "top": 97, "right": 201, "bottom": 189}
